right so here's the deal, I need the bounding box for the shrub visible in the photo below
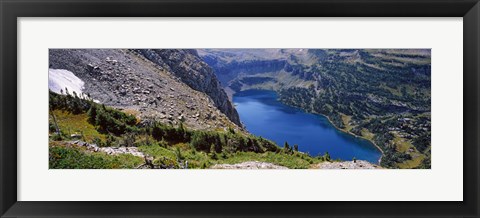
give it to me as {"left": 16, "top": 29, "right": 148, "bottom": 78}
{"left": 51, "top": 133, "right": 63, "bottom": 141}
{"left": 93, "top": 137, "right": 105, "bottom": 147}
{"left": 49, "top": 146, "right": 143, "bottom": 169}
{"left": 106, "top": 134, "right": 116, "bottom": 147}
{"left": 87, "top": 104, "right": 137, "bottom": 136}
{"left": 323, "top": 152, "right": 331, "bottom": 161}
{"left": 174, "top": 147, "right": 184, "bottom": 161}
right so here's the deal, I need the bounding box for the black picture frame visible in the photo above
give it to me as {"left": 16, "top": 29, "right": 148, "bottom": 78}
{"left": 1, "top": 0, "right": 479, "bottom": 217}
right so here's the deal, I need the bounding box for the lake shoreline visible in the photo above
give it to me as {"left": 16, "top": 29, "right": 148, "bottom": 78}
{"left": 276, "top": 101, "right": 384, "bottom": 165}
{"left": 319, "top": 113, "right": 384, "bottom": 164}
{"left": 233, "top": 89, "right": 383, "bottom": 164}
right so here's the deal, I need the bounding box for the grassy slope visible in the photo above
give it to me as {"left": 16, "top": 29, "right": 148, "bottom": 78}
{"left": 49, "top": 142, "right": 144, "bottom": 169}
{"left": 51, "top": 110, "right": 106, "bottom": 142}
{"left": 49, "top": 92, "right": 328, "bottom": 169}
{"left": 339, "top": 112, "right": 425, "bottom": 168}
{"left": 217, "top": 151, "right": 321, "bottom": 169}
{"left": 50, "top": 124, "right": 325, "bottom": 169}
{"left": 137, "top": 144, "right": 322, "bottom": 169}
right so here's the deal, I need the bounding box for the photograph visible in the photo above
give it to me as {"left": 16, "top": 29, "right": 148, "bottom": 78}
{"left": 48, "top": 49, "right": 431, "bottom": 169}
{"left": 2, "top": 0, "right": 477, "bottom": 215}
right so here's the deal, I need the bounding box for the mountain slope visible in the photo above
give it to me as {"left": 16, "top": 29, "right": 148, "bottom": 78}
{"left": 49, "top": 49, "right": 241, "bottom": 131}
{"left": 133, "top": 49, "right": 241, "bottom": 126}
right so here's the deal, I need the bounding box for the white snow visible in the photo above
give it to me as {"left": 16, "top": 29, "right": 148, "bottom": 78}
{"left": 48, "top": 68, "right": 101, "bottom": 103}
{"left": 48, "top": 68, "right": 85, "bottom": 96}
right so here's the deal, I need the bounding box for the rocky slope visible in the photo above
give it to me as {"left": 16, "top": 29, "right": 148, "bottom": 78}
{"left": 133, "top": 49, "right": 241, "bottom": 126}
{"left": 49, "top": 49, "right": 241, "bottom": 131}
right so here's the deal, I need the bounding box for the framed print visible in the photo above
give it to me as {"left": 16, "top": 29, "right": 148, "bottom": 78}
{"left": 1, "top": 0, "right": 479, "bottom": 217}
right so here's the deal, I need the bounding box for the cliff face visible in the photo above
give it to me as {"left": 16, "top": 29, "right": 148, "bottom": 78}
{"left": 133, "top": 49, "right": 241, "bottom": 126}
{"left": 49, "top": 49, "right": 241, "bottom": 130}
{"left": 202, "top": 55, "right": 287, "bottom": 86}
{"left": 198, "top": 49, "right": 318, "bottom": 93}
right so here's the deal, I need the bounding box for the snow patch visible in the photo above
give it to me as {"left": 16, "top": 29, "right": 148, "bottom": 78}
{"left": 49, "top": 68, "right": 85, "bottom": 96}
{"left": 48, "top": 68, "right": 101, "bottom": 103}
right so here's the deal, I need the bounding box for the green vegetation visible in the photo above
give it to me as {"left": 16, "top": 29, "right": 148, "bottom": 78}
{"left": 217, "top": 151, "right": 323, "bottom": 169}
{"left": 50, "top": 110, "right": 106, "bottom": 142}
{"left": 277, "top": 50, "right": 431, "bottom": 169}
{"left": 49, "top": 143, "right": 143, "bottom": 169}
{"left": 202, "top": 49, "right": 430, "bottom": 169}
{"left": 87, "top": 104, "right": 138, "bottom": 135}
{"left": 49, "top": 91, "right": 328, "bottom": 169}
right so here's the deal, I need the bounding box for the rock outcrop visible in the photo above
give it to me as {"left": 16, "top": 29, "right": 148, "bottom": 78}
{"left": 68, "top": 140, "right": 146, "bottom": 158}
{"left": 314, "top": 160, "right": 382, "bottom": 169}
{"left": 210, "top": 161, "right": 288, "bottom": 169}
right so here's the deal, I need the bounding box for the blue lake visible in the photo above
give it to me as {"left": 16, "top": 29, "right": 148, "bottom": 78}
{"left": 233, "top": 90, "right": 382, "bottom": 164}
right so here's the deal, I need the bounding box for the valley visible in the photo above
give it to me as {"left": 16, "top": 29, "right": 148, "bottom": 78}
{"left": 48, "top": 49, "right": 430, "bottom": 169}
{"left": 199, "top": 49, "right": 431, "bottom": 169}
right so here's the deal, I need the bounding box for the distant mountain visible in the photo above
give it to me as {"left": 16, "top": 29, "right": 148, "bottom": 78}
{"left": 198, "top": 49, "right": 317, "bottom": 91}
{"left": 198, "top": 49, "right": 431, "bottom": 169}
{"left": 49, "top": 49, "right": 242, "bottom": 131}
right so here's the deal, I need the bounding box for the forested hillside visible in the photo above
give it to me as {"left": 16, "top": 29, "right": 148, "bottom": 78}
{"left": 199, "top": 49, "right": 431, "bottom": 169}
{"left": 49, "top": 91, "right": 331, "bottom": 169}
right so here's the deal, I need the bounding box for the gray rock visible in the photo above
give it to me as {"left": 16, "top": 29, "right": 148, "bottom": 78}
{"left": 70, "top": 134, "right": 82, "bottom": 139}
{"left": 315, "top": 160, "right": 381, "bottom": 169}
{"left": 211, "top": 161, "right": 288, "bottom": 169}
